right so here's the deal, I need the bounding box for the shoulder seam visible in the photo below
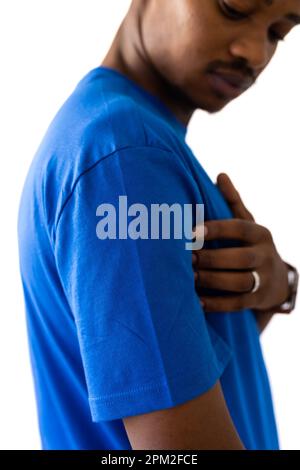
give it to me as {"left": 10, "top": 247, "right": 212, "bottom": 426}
{"left": 53, "top": 144, "right": 178, "bottom": 243}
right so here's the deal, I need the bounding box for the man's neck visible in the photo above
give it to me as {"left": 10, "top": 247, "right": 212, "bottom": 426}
{"left": 100, "top": 3, "right": 195, "bottom": 128}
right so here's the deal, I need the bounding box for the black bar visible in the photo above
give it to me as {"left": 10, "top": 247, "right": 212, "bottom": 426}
{"left": 0, "top": 450, "right": 298, "bottom": 466}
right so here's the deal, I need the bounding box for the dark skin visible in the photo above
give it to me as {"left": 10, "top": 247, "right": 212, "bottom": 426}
{"left": 192, "top": 173, "right": 290, "bottom": 329}
{"left": 102, "top": 0, "right": 299, "bottom": 329}
{"left": 101, "top": 0, "right": 300, "bottom": 449}
{"left": 102, "top": 0, "right": 300, "bottom": 124}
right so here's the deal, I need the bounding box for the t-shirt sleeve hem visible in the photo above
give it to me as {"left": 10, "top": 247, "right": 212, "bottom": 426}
{"left": 89, "top": 342, "right": 232, "bottom": 422}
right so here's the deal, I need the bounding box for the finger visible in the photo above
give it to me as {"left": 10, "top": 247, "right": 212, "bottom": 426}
{"left": 192, "top": 253, "right": 197, "bottom": 265}
{"left": 196, "top": 247, "right": 262, "bottom": 270}
{"left": 192, "top": 224, "right": 207, "bottom": 244}
{"left": 203, "top": 219, "right": 269, "bottom": 244}
{"left": 201, "top": 293, "right": 258, "bottom": 313}
{"left": 217, "top": 173, "right": 255, "bottom": 222}
{"left": 198, "top": 270, "right": 255, "bottom": 293}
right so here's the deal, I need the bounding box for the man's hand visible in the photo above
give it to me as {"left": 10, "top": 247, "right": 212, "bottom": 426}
{"left": 192, "top": 173, "right": 289, "bottom": 314}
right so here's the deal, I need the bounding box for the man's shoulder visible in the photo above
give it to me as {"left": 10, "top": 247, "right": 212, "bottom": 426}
{"left": 37, "top": 89, "right": 183, "bottom": 229}
{"left": 55, "top": 87, "right": 176, "bottom": 158}
{"left": 79, "top": 90, "right": 179, "bottom": 157}
{"left": 84, "top": 92, "right": 148, "bottom": 151}
{"left": 41, "top": 86, "right": 183, "bottom": 183}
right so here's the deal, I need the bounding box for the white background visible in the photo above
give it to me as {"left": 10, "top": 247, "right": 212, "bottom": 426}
{"left": 0, "top": 0, "right": 299, "bottom": 450}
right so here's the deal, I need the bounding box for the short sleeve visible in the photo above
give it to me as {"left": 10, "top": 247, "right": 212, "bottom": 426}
{"left": 54, "top": 146, "right": 232, "bottom": 421}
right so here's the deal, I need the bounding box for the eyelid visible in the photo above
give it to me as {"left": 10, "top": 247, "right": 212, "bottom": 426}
{"left": 220, "top": 1, "right": 288, "bottom": 42}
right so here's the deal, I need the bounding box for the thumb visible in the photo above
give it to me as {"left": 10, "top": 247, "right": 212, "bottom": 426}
{"left": 217, "top": 173, "right": 255, "bottom": 222}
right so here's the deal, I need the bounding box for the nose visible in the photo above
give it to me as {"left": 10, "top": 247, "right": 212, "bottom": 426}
{"left": 229, "top": 31, "right": 273, "bottom": 73}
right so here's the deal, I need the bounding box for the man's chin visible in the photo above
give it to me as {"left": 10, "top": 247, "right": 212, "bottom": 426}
{"left": 198, "top": 95, "right": 233, "bottom": 114}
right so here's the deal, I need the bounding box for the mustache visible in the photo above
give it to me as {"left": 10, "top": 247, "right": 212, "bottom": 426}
{"left": 207, "top": 59, "right": 256, "bottom": 82}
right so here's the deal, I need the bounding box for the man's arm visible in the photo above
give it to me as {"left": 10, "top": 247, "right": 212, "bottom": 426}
{"left": 123, "top": 381, "right": 245, "bottom": 450}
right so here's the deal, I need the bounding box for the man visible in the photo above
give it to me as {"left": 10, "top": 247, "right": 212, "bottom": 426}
{"left": 18, "top": 0, "right": 299, "bottom": 450}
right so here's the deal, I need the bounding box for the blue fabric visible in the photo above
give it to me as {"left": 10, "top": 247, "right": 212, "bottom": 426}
{"left": 17, "top": 66, "right": 279, "bottom": 450}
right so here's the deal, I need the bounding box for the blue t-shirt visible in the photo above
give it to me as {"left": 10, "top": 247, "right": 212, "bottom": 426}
{"left": 17, "top": 66, "right": 279, "bottom": 450}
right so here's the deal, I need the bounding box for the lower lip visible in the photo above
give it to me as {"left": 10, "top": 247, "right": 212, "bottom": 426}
{"left": 207, "top": 72, "right": 245, "bottom": 99}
